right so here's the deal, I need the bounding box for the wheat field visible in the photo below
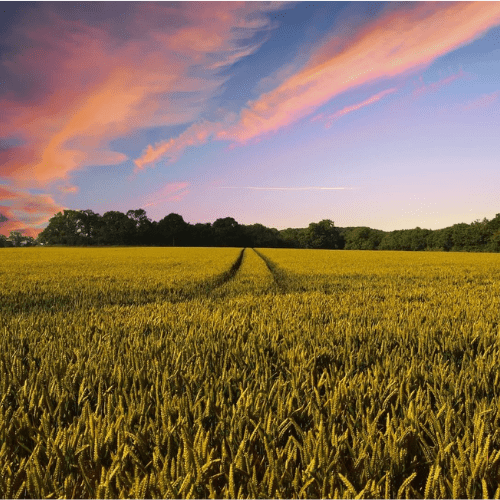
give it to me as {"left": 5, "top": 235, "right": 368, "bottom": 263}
{"left": 1, "top": 247, "right": 500, "bottom": 498}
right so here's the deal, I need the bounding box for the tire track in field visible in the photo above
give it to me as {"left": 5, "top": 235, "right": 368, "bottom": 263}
{"left": 4, "top": 249, "right": 247, "bottom": 314}
{"left": 210, "top": 247, "right": 277, "bottom": 298}
{"left": 253, "top": 249, "right": 291, "bottom": 293}
{"left": 182, "top": 247, "right": 246, "bottom": 300}
{"left": 208, "top": 247, "right": 246, "bottom": 289}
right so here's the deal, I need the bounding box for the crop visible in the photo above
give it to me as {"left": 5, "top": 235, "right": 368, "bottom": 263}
{"left": 1, "top": 247, "right": 500, "bottom": 498}
{"left": 0, "top": 247, "right": 241, "bottom": 313}
{"left": 213, "top": 248, "right": 275, "bottom": 298}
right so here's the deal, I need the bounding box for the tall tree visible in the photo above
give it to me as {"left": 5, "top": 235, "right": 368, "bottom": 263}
{"left": 487, "top": 214, "right": 500, "bottom": 252}
{"left": 98, "top": 211, "right": 135, "bottom": 246}
{"left": 127, "top": 209, "right": 154, "bottom": 245}
{"left": 38, "top": 210, "right": 83, "bottom": 245}
{"left": 306, "top": 219, "right": 343, "bottom": 249}
{"left": 157, "top": 213, "right": 188, "bottom": 246}
{"left": 186, "top": 223, "right": 214, "bottom": 247}
{"left": 213, "top": 217, "right": 244, "bottom": 247}
{"left": 427, "top": 227, "right": 453, "bottom": 251}
{"left": 279, "top": 227, "right": 306, "bottom": 248}
{"left": 451, "top": 223, "right": 470, "bottom": 251}
{"left": 242, "top": 223, "right": 280, "bottom": 248}
{"left": 345, "top": 227, "right": 385, "bottom": 250}
{"left": 78, "top": 209, "right": 102, "bottom": 243}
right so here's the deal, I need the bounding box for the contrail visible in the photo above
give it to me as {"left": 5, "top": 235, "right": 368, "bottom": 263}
{"left": 216, "top": 186, "right": 358, "bottom": 191}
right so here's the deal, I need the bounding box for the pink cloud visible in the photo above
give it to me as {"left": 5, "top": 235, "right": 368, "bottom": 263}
{"left": 0, "top": 2, "right": 278, "bottom": 186}
{"left": 0, "top": 186, "right": 66, "bottom": 237}
{"left": 141, "top": 182, "right": 190, "bottom": 208}
{"left": 412, "top": 68, "right": 468, "bottom": 99}
{"left": 221, "top": 2, "right": 500, "bottom": 143}
{"left": 168, "top": 191, "right": 190, "bottom": 202}
{"left": 311, "top": 87, "right": 398, "bottom": 128}
{"left": 57, "top": 185, "right": 80, "bottom": 194}
{"left": 462, "top": 90, "right": 500, "bottom": 111}
{"left": 134, "top": 121, "right": 224, "bottom": 172}
{"left": 134, "top": 2, "right": 500, "bottom": 169}
{"left": 0, "top": 185, "right": 17, "bottom": 200}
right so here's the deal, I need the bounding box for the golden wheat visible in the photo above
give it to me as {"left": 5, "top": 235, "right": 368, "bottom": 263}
{"left": 0, "top": 247, "right": 499, "bottom": 498}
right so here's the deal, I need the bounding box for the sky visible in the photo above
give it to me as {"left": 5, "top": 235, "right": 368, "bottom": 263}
{"left": 1, "top": 1, "right": 500, "bottom": 238}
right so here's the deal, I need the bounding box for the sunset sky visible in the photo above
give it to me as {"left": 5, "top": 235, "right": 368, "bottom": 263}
{"left": 1, "top": 1, "right": 500, "bottom": 237}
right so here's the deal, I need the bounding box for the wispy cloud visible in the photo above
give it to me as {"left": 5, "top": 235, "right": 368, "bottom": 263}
{"left": 208, "top": 42, "right": 266, "bottom": 71}
{"left": 220, "top": 2, "right": 500, "bottom": 144}
{"left": 135, "top": 2, "right": 500, "bottom": 169}
{"left": 462, "top": 89, "right": 500, "bottom": 111}
{"left": 141, "top": 182, "right": 190, "bottom": 208}
{"left": 412, "top": 68, "right": 468, "bottom": 99}
{"left": 311, "top": 87, "right": 397, "bottom": 128}
{"left": 0, "top": 2, "right": 284, "bottom": 234}
{"left": 134, "top": 121, "right": 224, "bottom": 172}
{"left": 0, "top": 2, "right": 279, "bottom": 186}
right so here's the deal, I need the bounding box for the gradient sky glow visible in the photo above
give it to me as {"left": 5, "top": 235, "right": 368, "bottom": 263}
{"left": 1, "top": 1, "right": 500, "bottom": 237}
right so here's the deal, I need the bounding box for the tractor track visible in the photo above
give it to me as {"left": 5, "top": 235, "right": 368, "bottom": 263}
{"left": 176, "top": 247, "right": 246, "bottom": 301}
{"left": 252, "top": 248, "right": 290, "bottom": 293}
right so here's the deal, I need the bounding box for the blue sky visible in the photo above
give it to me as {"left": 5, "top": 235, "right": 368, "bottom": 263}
{"left": 1, "top": 1, "right": 499, "bottom": 236}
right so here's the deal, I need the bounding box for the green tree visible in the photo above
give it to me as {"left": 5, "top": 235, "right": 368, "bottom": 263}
{"left": 486, "top": 214, "right": 500, "bottom": 252}
{"left": 489, "top": 230, "right": 500, "bottom": 252}
{"left": 427, "top": 227, "right": 453, "bottom": 251}
{"left": 279, "top": 228, "right": 305, "bottom": 248}
{"left": 157, "top": 213, "right": 188, "bottom": 246}
{"left": 213, "top": 217, "right": 244, "bottom": 247}
{"left": 97, "top": 211, "right": 135, "bottom": 245}
{"left": 127, "top": 209, "right": 154, "bottom": 245}
{"left": 8, "top": 231, "right": 26, "bottom": 247}
{"left": 23, "top": 236, "right": 37, "bottom": 247}
{"left": 243, "top": 223, "right": 280, "bottom": 248}
{"left": 187, "top": 223, "right": 214, "bottom": 247}
{"left": 407, "top": 227, "right": 431, "bottom": 251}
{"left": 78, "top": 209, "right": 102, "bottom": 243}
{"left": 451, "top": 223, "right": 470, "bottom": 251}
{"left": 306, "top": 219, "right": 343, "bottom": 249}
{"left": 487, "top": 213, "right": 500, "bottom": 233}
{"left": 345, "top": 227, "right": 384, "bottom": 250}
{"left": 465, "top": 218, "right": 490, "bottom": 251}
{"left": 38, "top": 210, "right": 83, "bottom": 245}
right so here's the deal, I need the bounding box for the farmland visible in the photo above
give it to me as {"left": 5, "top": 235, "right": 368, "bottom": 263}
{"left": 1, "top": 247, "right": 500, "bottom": 498}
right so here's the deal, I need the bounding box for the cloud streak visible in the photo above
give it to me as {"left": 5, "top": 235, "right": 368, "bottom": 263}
{"left": 57, "top": 185, "right": 80, "bottom": 195}
{"left": 134, "top": 121, "right": 225, "bottom": 172}
{"left": 311, "top": 87, "right": 397, "bottom": 128}
{"left": 217, "top": 186, "right": 357, "bottom": 191}
{"left": 222, "top": 2, "right": 500, "bottom": 144}
{"left": 141, "top": 182, "right": 190, "bottom": 208}
{"left": 412, "top": 68, "right": 468, "bottom": 99}
{"left": 462, "top": 90, "right": 500, "bottom": 111}
{"left": 135, "top": 2, "right": 500, "bottom": 170}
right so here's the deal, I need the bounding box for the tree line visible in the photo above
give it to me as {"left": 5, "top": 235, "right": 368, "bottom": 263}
{"left": 1, "top": 208, "right": 500, "bottom": 252}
